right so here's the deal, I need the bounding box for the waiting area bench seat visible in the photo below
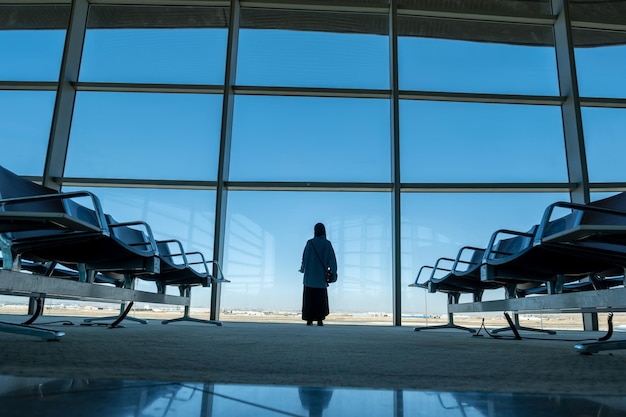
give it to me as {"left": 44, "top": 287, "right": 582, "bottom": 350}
{"left": 410, "top": 193, "right": 626, "bottom": 351}
{"left": 0, "top": 165, "right": 228, "bottom": 339}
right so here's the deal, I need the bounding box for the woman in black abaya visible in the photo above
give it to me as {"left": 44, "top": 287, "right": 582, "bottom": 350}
{"left": 299, "top": 223, "right": 338, "bottom": 326}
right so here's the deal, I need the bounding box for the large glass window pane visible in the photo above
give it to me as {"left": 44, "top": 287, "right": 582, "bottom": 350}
{"left": 230, "top": 96, "right": 391, "bottom": 182}
{"left": 62, "top": 186, "right": 216, "bottom": 304}
{"left": 398, "top": 18, "right": 558, "bottom": 95}
{"left": 0, "top": 91, "right": 56, "bottom": 176}
{"left": 400, "top": 100, "right": 567, "bottom": 182}
{"left": 65, "top": 92, "right": 223, "bottom": 181}
{"left": 574, "top": 29, "right": 626, "bottom": 99}
{"left": 80, "top": 6, "right": 228, "bottom": 84}
{"left": 401, "top": 192, "right": 570, "bottom": 320}
{"left": 238, "top": 8, "right": 389, "bottom": 89}
{"left": 0, "top": 30, "right": 66, "bottom": 81}
{"left": 582, "top": 107, "right": 626, "bottom": 183}
{"left": 223, "top": 191, "right": 392, "bottom": 322}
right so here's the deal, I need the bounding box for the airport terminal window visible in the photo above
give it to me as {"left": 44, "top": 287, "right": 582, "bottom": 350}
{"left": 237, "top": 8, "right": 389, "bottom": 89}
{"left": 4, "top": 0, "right": 626, "bottom": 322}
{"left": 398, "top": 19, "right": 558, "bottom": 95}
{"left": 80, "top": 5, "right": 228, "bottom": 85}
{"left": 222, "top": 191, "right": 392, "bottom": 320}
{"left": 400, "top": 192, "right": 570, "bottom": 317}
{"left": 0, "top": 29, "right": 65, "bottom": 82}
{"left": 0, "top": 91, "right": 56, "bottom": 176}
{"left": 573, "top": 29, "right": 626, "bottom": 99}
{"left": 582, "top": 107, "right": 626, "bottom": 183}
{"left": 399, "top": 100, "right": 567, "bottom": 183}
{"left": 65, "top": 92, "right": 223, "bottom": 181}
{"left": 229, "top": 95, "right": 391, "bottom": 182}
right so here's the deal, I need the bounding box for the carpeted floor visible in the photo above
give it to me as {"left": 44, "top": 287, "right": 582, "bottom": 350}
{"left": 1, "top": 317, "right": 625, "bottom": 395}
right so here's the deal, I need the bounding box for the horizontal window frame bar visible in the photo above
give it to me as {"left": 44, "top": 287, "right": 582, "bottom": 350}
{"left": 225, "top": 182, "right": 393, "bottom": 192}
{"left": 580, "top": 97, "right": 626, "bottom": 109}
{"left": 56, "top": 177, "right": 218, "bottom": 190}
{"left": 47, "top": 177, "right": 582, "bottom": 194}
{"left": 10, "top": 83, "right": 621, "bottom": 107}
{"left": 400, "top": 183, "right": 576, "bottom": 193}
{"left": 234, "top": 85, "right": 390, "bottom": 99}
{"left": 0, "top": 81, "right": 58, "bottom": 92}
{"left": 0, "top": 82, "right": 570, "bottom": 106}
{"left": 590, "top": 183, "right": 626, "bottom": 193}
{"left": 75, "top": 82, "right": 224, "bottom": 95}
{"left": 399, "top": 91, "right": 564, "bottom": 106}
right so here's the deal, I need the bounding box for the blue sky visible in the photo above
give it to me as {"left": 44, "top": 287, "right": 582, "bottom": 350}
{"left": 1, "top": 24, "right": 625, "bottom": 317}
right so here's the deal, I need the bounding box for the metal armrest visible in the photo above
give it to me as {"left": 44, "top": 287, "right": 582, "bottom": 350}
{"left": 429, "top": 257, "right": 455, "bottom": 280}
{"left": 156, "top": 239, "right": 189, "bottom": 266}
{"left": 185, "top": 251, "right": 231, "bottom": 283}
{"left": 0, "top": 190, "right": 109, "bottom": 232}
{"left": 204, "top": 259, "right": 230, "bottom": 283}
{"left": 536, "top": 201, "right": 626, "bottom": 243}
{"left": 409, "top": 265, "right": 433, "bottom": 287}
{"left": 451, "top": 246, "right": 484, "bottom": 272}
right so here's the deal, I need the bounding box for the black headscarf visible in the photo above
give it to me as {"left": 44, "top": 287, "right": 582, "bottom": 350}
{"left": 314, "top": 223, "right": 326, "bottom": 237}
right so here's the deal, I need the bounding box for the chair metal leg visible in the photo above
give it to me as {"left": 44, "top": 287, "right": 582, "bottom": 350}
{"left": 574, "top": 340, "right": 626, "bottom": 354}
{"left": 574, "top": 313, "right": 622, "bottom": 354}
{"left": 83, "top": 278, "right": 147, "bottom": 326}
{"left": 161, "top": 286, "right": 221, "bottom": 326}
{"left": 414, "top": 312, "right": 476, "bottom": 334}
{"left": 490, "top": 313, "right": 556, "bottom": 335}
{"left": 415, "top": 293, "right": 476, "bottom": 334}
{"left": 82, "top": 302, "right": 147, "bottom": 327}
{"left": 0, "top": 321, "right": 64, "bottom": 341}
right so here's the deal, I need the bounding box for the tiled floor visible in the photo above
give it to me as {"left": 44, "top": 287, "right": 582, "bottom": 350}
{"left": 1, "top": 375, "right": 625, "bottom": 417}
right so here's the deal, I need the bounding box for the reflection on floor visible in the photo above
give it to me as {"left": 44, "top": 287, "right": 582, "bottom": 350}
{"left": 1, "top": 375, "right": 626, "bottom": 417}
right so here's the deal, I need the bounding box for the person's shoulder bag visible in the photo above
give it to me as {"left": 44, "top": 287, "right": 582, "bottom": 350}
{"left": 311, "top": 241, "right": 336, "bottom": 284}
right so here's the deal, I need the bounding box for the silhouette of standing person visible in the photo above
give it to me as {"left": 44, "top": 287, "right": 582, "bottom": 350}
{"left": 299, "top": 222, "right": 338, "bottom": 326}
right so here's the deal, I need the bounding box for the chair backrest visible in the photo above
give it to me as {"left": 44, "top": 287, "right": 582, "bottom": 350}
{"left": 469, "top": 248, "right": 485, "bottom": 266}
{"left": 492, "top": 226, "right": 536, "bottom": 259}
{"left": 64, "top": 199, "right": 100, "bottom": 228}
{"left": 0, "top": 165, "right": 64, "bottom": 214}
{"left": 106, "top": 215, "right": 152, "bottom": 252}
{"left": 582, "top": 192, "right": 626, "bottom": 226}
{"left": 543, "top": 211, "right": 582, "bottom": 237}
{"left": 0, "top": 165, "right": 79, "bottom": 241}
{"left": 157, "top": 241, "right": 172, "bottom": 258}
